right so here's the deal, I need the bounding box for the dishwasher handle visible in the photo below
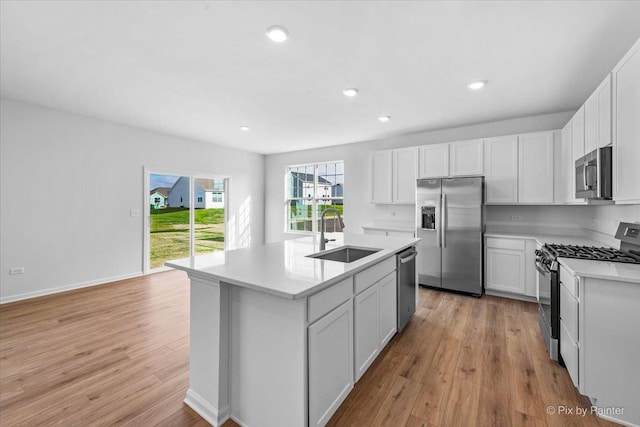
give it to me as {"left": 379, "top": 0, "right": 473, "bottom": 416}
{"left": 398, "top": 248, "right": 418, "bottom": 264}
{"left": 399, "top": 251, "right": 417, "bottom": 264}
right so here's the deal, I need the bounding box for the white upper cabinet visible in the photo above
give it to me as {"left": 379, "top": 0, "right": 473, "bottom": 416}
{"left": 370, "top": 150, "right": 393, "bottom": 204}
{"left": 597, "top": 75, "right": 612, "bottom": 148}
{"left": 612, "top": 38, "right": 640, "bottom": 204}
{"left": 572, "top": 105, "right": 585, "bottom": 161}
{"left": 561, "top": 120, "right": 586, "bottom": 205}
{"left": 519, "top": 131, "right": 555, "bottom": 204}
{"left": 418, "top": 143, "right": 449, "bottom": 178}
{"left": 484, "top": 135, "right": 518, "bottom": 204}
{"left": 418, "top": 139, "right": 483, "bottom": 179}
{"left": 393, "top": 147, "right": 418, "bottom": 204}
{"left": 449, "top": 139, "right": 484, "bottom": 176}
{"left": 561, "top": 121, "right": 573, "bottom": 203}
{"left": 584, "top": 90, "right": 599, "bottom": 154}
{"left": 371, "top": 147, "right": 417, "bottom": 204}
{"left": 585, "top": 74, "right": 612, "bottom": 154}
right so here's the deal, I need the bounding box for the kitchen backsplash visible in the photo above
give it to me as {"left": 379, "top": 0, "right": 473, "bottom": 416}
{"left": 370, "top": 203, "right": 639, "bottom": 246}
{"left": 486, "top": 204, "right": 640, "bottom": 246}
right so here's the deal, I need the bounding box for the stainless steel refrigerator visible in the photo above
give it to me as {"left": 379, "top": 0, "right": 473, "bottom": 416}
{"left": 416, "top": 177, "right": 483, "bottom": 296}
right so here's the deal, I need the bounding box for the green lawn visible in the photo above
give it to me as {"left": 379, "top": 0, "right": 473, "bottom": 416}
{"left": 150, "top": 208, "right": 225, "bottom": 268}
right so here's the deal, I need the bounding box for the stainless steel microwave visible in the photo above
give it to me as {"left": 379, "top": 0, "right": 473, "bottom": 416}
{"left": 575, "top": 146, "right": 612, "bottom": 200}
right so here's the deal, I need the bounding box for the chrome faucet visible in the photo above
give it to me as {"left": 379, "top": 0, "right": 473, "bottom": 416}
{"left": 320, "top": 208, "right": 345, "bottom": 251}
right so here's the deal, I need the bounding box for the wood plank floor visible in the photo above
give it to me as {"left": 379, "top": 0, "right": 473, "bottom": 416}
{"left": 0, "top": 271, "right": 619, "bottom": 426}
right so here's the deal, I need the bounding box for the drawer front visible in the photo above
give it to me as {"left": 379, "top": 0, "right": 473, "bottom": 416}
{"left": 560, "top": 320, "right": 579, "bottom": 388}
{"left": 560, "top": 282, "right": 579, "bottom": 342}
{"left": 308, "top": 277, "right": 353, "bottom": 323}
{"left": 355, "top": 257, "right": 396, "bottom": 295}
{"left": 486, "top": 237, "right": 525, "bottom": 251}
{"left": 559, "top": 264, "right": 578, "bottom": 299}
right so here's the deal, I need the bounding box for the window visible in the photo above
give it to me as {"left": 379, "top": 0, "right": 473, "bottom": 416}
{"left": 146, "top": 172, "right": 228, "bottom": 271}
{"left": 286, "top": 161, "right": 344, "bottom": 233}
{"left": 212, "top": 192, "right": 223, "bottom": 203}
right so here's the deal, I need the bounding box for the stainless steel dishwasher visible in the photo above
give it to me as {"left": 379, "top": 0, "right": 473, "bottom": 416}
{"left": 397, "top": 246, "right": 417, "bottom": 332}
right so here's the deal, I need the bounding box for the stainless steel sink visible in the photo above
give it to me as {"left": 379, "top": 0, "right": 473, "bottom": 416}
{"left": 307, "top": 246, "right": 382, "bottom": 263}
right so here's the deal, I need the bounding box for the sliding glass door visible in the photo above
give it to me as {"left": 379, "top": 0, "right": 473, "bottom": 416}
{"left": 145, "top": 171, "right": 227, "bottom": 272}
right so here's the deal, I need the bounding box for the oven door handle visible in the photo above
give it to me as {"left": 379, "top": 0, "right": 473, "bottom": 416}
{"left": 535, "top": 261, "right": 551, "bottom": 277}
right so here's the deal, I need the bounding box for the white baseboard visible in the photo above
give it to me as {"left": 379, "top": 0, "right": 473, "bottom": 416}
{"left": 0, "top": 271, "right": 142, "bottom": 304}
{"left": 485, "top": 289, "right": 537, "bottom": 303}
{"left": 184, "top": 389, "right": 229, "bottom": 427}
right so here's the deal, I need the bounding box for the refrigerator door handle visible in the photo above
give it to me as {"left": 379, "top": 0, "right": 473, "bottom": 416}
{"left": 441, "top": 193, "right": 447, "bottom": 248}
{"left": 436, "top": 197, "right": 441, "bottom": 248}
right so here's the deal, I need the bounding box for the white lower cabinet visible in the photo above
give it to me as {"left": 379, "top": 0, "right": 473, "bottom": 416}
{"left": 354, "top": 271, "right": 398, "bottom": 381}
{"left": 559, "top": 277, "right": 580, "bottom": 388}
{"left": 378, "top": 273, "right": 397, "bottom": 348}
{"left": 354, "top": 285, "right": 380, "bottom": 380}
{"left": 308, "top": 300, "right": 354, "bottom": 427}
{"left": 308, "top": 257, "right": 400, "bottom": 427}
{"left": 485, "top": 238, "right": 526, "bottom": 295}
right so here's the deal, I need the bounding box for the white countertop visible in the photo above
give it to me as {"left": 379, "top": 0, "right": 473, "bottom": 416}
{"left": 165, "top": 234, "right": 419, "bottom": 300}
{"left": 485, "top": 230, "right": 640, "bottom": 283}
{"left": 485, "top": 231, "right": 603, "bottom": 247}
{"left": 558, "top": 257, "right": 640, "bottom": 284}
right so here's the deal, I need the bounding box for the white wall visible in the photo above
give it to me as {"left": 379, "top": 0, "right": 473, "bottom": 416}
{"left": 588, "top": 205, "right": 640, "bottom": 240}
{"left": 0, "top": 98, "right": 265, "bottom": 303}
{"left": 264, "top": 112, "right": 573, "bottom": 243}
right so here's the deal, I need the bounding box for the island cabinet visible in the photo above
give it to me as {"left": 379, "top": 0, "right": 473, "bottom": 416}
{"left": 353, "top": 258, "right": 397, "bottom": 380}
{"left": 308, "top": 299, "right": 354, "bottom": 427}
{"left": 167, "top": 238, "right": 413, "bottom": 427}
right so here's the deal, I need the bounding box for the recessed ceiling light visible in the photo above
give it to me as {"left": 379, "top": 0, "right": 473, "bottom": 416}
{"left": 266, "top": 25, "right": 289, "bottom": 42}
{"left": 378, "top": 116, "right": 391, "bottom": 122}
{"left": 342, "top": 88, "right": 359, "bottom": 97}
{"left": 467, "top": 81, "right": 486, "bottom": 90}
{"left": 240, "top": 126, "right": 250, "bottom": 131}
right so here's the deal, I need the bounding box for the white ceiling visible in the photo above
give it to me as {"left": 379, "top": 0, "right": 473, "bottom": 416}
{"left": 2, "top": 1, "right": 640, "bottom": 155}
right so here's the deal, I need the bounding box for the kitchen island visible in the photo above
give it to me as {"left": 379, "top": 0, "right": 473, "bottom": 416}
{"left": 166, "top": 233, "right": 419, "bottom": 427}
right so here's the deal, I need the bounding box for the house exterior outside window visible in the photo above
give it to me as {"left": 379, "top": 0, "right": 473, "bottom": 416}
{"left": 285, "top": 161, "right": 344, "bottom": 233}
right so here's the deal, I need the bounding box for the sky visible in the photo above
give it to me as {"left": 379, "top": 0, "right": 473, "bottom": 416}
{"left": 150, "top": 174, "right": 180, "bottom": 190}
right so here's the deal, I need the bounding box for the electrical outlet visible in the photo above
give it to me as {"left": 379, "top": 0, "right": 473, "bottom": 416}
{"left": 9, "top": 267, "right": 24, "bottom": 275}
{"left": 511, "top": 215, "right": 522, "bottom": 221}
{"left": 130, "top": 209, "right": 140, "bottom": 217}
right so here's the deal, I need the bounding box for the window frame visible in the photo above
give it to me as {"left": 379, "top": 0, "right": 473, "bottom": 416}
{"left": 285, "top": 161, "right": 344, "bottom": 234}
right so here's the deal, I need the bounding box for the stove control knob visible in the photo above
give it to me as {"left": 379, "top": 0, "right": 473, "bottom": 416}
{"left": 535, "top": 250, "right": 542, "bottom": 256}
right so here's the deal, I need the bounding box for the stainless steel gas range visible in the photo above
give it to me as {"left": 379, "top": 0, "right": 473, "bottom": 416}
{"left": 534, "top": 222, "right": 640, "bottom": 361}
